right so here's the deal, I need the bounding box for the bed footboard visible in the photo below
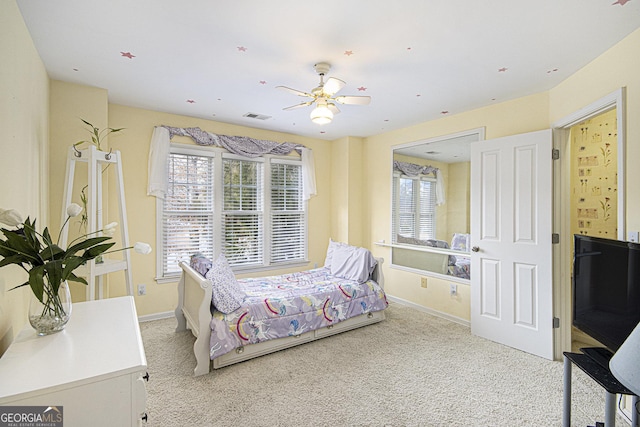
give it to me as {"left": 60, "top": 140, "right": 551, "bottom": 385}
{"left": 176, "top": 262, "right": 213, "bottom": 376}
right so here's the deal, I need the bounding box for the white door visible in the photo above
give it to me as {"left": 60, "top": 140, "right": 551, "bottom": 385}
{"left": 470, "top": 129, "right": 554, "bottom": 359}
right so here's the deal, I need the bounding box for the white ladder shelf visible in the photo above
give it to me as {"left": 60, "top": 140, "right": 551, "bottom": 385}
{"left": 60, "top": 145, "right": 133, "bottom": 300}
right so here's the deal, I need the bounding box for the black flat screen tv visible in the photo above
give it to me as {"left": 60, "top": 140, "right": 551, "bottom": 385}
{"left": 573, "top": 234, "right": 640, "bottom": 352}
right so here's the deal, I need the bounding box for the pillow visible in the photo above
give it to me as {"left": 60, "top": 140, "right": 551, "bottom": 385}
{"left": 190, "top": 252, "right": 213, "bottom": 277}
{"left": 451, "top": 233, "right": 471, "bottom": 252}
{"left": 330, "top": 244, "right": 377, "bottom": 283}
{"left": 205, "top": 254, "right": 245, "bottom": 314}
{"left": 324, "top": 238, "right": 347, "bottom": 268}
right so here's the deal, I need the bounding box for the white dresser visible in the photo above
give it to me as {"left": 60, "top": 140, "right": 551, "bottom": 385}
{"left": 0, "top": 296, "right": 148, "bottom": 426}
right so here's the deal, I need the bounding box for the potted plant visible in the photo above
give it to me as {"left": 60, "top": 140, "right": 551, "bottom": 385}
{"left": 0, "top": 205, "right": 151, "bottom": 335}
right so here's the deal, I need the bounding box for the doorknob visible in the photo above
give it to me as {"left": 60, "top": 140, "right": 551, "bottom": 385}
{"left": 471, "top": 246, "right": 480, "bottom": 252}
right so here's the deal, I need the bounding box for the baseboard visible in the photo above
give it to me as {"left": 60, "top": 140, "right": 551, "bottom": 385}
{"left": 386, "top": 294, "right": 470, "bottom": 328}
{"left": 138, "top": 310, "right": 175, "bottom": 323}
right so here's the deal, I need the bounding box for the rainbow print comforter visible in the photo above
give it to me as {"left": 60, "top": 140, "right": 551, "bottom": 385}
{"left": 209, "top": 267, "right": 388, "bottom": 360}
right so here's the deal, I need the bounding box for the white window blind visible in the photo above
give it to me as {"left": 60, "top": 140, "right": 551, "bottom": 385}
{"left": 392, "top": 174, "right": 437, "bottom": 242}
{"left": 419, "top": 179, "right": 437, "bottom": 239}
{"left": 270, "top": 161, "right": 305, "bottom": 263}
{"left": 159, "top": 145, "right": 307, "bottom": 279}
{"left": 222, "top": 158, "right": 264, "bottom": 267}
{"left": 162, "top": 152, "right": 215, "bottom": 276}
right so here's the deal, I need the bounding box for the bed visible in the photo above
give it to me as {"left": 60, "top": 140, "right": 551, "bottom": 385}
{"left": 175, "top": 242, "right": 388, "bottom": 376}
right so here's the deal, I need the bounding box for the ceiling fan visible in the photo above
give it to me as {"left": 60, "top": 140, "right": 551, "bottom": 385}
{"left": 276, "top": 62, "right": 371, "bottom": 125}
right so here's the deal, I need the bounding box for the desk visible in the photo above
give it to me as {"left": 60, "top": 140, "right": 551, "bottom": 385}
{"left": 563, "top": 348, "right": 639, "bottom": 427}
{"left": 0, "top": 296, "right": 148, "bottom": 426}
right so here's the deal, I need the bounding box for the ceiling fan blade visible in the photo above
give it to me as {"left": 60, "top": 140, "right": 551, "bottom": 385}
{"left": 334, "top": 95, "right": 371, "bottom": 105}
{"left": 276, "top": 86, "right": 314, "bottom": 98}
{"left": 323, "top": 77, "right": 346, "bottom": 96}
{"left": 283, "top": 101, "right": 313, "bottom": 111}
{"left": 327, "top": 103, "right": 341, "bottom": 115}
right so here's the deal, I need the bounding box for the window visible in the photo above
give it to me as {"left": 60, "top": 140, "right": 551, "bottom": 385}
{"left": 161, "top": 151, "right": 214, "bottom": 277}
{"left": 392, "top": 174, "right": 437, "bottom": 242}
{"left": 158, "top": 145, "right": 307, "bottom": 279}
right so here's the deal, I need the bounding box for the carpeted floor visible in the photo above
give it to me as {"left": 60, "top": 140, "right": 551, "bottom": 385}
{"left": 139, "top": 303, "right": 629, "bottom": 426}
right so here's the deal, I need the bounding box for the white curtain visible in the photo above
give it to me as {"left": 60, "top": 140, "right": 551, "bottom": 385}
{"left": 147, "top": 126, "right": 317, "bottom": 200}
{"left": 393, "top": 160, "right": 446, "bottom": 206}
{"left": 434, "top": 170, "right": 446, "bottom": 206}
{"left": 147, "top": 126, "right": 170, "bottom": 199}
{"left": 301, "top": 148, "right": 317, "bottom": 200}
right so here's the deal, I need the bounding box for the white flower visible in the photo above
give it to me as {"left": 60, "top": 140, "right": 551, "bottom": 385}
{"left": 0, "top": 209, "right": 24, "bottom": 227}
{"left": 134, "top": 242, "right": 152, "bottom": 255}
{"left": 66, "top": 203, "right": 83, "bottom": 218}
{"left": 103, "top": 222, "right": 118, "bottom": 236}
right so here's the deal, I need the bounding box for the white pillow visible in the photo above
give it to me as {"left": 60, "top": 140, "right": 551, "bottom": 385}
{"left": 330, "top": 244, "right": 377, "bottom": 283}
{"left": 324, "top": 238, "right": 347, "bottom": 267}
{"left": 205, "top": 254, "right": 245, "bottom": 314}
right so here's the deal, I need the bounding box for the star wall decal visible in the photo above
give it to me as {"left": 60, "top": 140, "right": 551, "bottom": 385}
{"left": 120, "top": 52, "right": 135, "bottom": 59}
{"left": 259, "top": 81, "right": 267, "bottom": 85}
{"left": 344, "top": 50, "right": 354, "bottom": 56}
{"left": 357, "top": 87, "right": 367, "bottom": 91}
{"left": 612, "top": 0, "right": 630, "bottom": 5}
{"left": 237, "top": 46, "right": 247, "bottom": 52}
{"left": 186, "top": 99, "right": 196, "bottom": 103}
{"left": 441, "top": 111, "right": 449, "bottom": 115}
{"left": 498, "top": 67, "right": 508, "bottom": 72}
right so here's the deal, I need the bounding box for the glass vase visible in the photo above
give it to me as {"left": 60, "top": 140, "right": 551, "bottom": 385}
{"left": 29, "top": 280, "right": 72, "bottom": 336}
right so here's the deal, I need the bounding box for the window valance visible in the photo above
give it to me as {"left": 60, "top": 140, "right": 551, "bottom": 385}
{"left": 147, "top": 126, "right": 317, "bottom": 200}
{"left": 393, "top": 160, "right": 446, "bottom": 206}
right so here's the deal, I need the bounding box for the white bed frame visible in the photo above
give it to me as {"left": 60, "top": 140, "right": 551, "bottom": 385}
{"left": 175, "top": 258, "right": 386, "bottom": 376}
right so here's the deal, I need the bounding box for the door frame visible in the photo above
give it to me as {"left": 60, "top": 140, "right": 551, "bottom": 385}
{"left": 551, "top": 87, "right": 627, "bottom": 360}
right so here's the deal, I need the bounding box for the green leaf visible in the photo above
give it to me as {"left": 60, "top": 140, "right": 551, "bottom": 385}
{"left": 65, "top": 236, "right": 112, "bottom": 256}
{"left": 29, "top": 265, "right": 45, "bottom": 303}
{"left": 67, "top": 272, "right": 87, "bottom": 286}
{"left": 9, "top": 281, "right": 29, "bottom": 291}
{"left": 80, "top": 118, "right": 94, "bottom": 128}
{"left": 82, "top": 242, "right": 115, "bottom": 259}
{"left": 44, "top": 260, "right": 63, "bottom": 294}
{"left": 42, "top": 227, "right": 53, "bottom": 246}
{"left": 40, "top": 244, "right": 65, "bottom": 261}
{"left": 0, "top": 254, "right": 25, "bottom": 268}
{"left": 61, "top": 256, "right": 86, "bottom": 281}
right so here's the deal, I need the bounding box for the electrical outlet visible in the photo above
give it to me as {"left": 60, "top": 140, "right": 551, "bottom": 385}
{"left": 449, "top": 283, "right": 457, "bottom": 296}
{"left": 628, "top": 231, "right": 639, "bottom": 243}
{"left": 137, "top": 284, "right": 146, "bottom": 296}
{"left": 421, "top": 277, "right": 428, "bottom": 288}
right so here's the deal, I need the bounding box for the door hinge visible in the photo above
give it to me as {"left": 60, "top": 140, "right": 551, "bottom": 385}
{"left": 553, "top": 317, "right": 560, "bottom": 328}
{"left": 552, "top": 148, "right": 560, "bottom": 160}
{"left": 552, "top": 233, "right": 560, "bottom": 244}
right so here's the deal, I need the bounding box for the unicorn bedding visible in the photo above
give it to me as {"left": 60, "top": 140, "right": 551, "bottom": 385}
{"left": 208, "top": 267, "right": 387, "bottom": 359}
{"left": 189, "top": 240, "right": 388, "bottom": 362}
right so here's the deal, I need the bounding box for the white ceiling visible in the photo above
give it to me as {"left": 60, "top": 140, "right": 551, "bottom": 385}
{"left": 17, "top": 0, "right": 640, "bottom": 141}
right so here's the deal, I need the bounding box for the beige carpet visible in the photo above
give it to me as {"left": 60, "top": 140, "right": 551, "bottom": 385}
{"left": 139, "top": 303, "right": 629, "bottom": 426}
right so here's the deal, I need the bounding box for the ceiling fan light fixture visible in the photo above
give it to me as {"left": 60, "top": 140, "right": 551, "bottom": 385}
{"left": 310, "top": 104, "right": 333, "bottom": 125}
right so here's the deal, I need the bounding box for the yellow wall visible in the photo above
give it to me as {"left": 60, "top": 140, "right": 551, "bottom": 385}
{"left": 447, "top": 162, "right": 471, "bottom": 237}
{"left": 0, "top": 0, "right": 49, "bottom": 353}
{"left": 330, "top": 136, "right": 364, "bottom": 247}
{"left": 363, "top": 92, "right": 550, "bottom": 322}
{"left": 49, "top": 81, "right": 109, "bottom": 302}
{"left": 550, "top": 28, "right": 640, "bottom": 236}
{"left": 4, "top": 3, "right": 640, "bottom": 329}
{"left": 94, "top": 104, "right": 331, "bottom": 316}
